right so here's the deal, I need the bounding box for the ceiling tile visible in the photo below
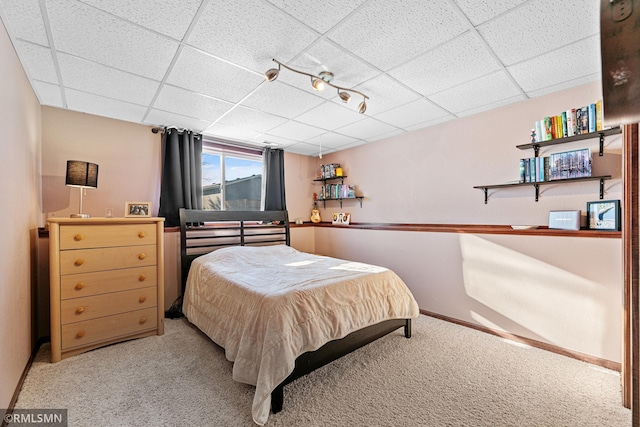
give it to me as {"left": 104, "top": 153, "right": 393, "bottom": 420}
{"left": 452, "top": 0, "right": 528, "bottom": 26}
{"left": 167, "top": 47, "right": 264, "bottom": 104}
{"left": 32, "top": 80, "right": 63, "bottom": 107}
{"left": 428, "top": 71, "right": 523, "bottom": 114}
{"left": 294, "top": 101, "right": 365, "bottom": 131}
{"left": 13, "top": 40, "right": 57, "bottom": 83}
{"left": 478, "top": 0, "right": 599, "bottom": 66}
{"left": 154, "top": 85, "right": 234, "bottom": 123}
{"left": 241, "top": 80, "right": 325, "bottom": 119}
{"left": 525, "top": 74, "right": 601, "bottom": 99}
{"left": 216, "top": 106, "right": 289, "bottom": 133}
{"left": 145, "top": 109, "right": 213, "bottom": 133}
{"left": 328, "top": 0, "right": 467, "bottom": 70}
{"left": 305, "top": 132, "right": 360, "bottom": 149}
{"left": 202, "top": 123, "right": 263, "bottom": 142}
{"left": 456, "top": 94, "right": 525, "bottom": 117}
{"left": 288, "top": 40, "right": 381, "bottom": 89}
{"left": 46, "top": 0, "right": 179, "bottom": 80}
{"left": 374, "top": 99, "right": 451, "bottom": 129}
{"left": 285, "top": 142, "right": 332, "bottom": 157}
{"left": 352, "top": 74, "right": 421, "bottom": 116}
{"left": 405, "top": 115, "right": 455, "bottom": 131}
{"left": 0, "top": 0, "right": 48, "bottom": 45}
{"left": 267, "top": 120, "right": 327, "bottom": 141}
{"left": 187, "top": 0, "right": 317, "bottom": 74}
{"left": 252, "top": 134, "right": 301, "bottom": 147}
{"left": 80, "top": 0, "right": 203, "bottom": 40}
{"left": 507, "top": 35, "right": 601, "bottom": 94}
{"left": 58, "top": 53, "right": 160, "bottom": 106}
{"left": 266, "top": 0, "right": 367, "bottom": 33}
{"left": 389, "top": 32, "right": 501, "bottom": 97}
{"left": 66, "top": 89, "right": 148, "bottom": 123}
{"left": 335, "top": 117, "right": 400, "bottom": 140}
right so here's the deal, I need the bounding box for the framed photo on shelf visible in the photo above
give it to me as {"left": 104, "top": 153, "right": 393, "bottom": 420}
{"left": 125, "top": 201, "right": 151, "bottom": 218}
{"left": 586, "top": 200, "right": 620, "bottom": 231}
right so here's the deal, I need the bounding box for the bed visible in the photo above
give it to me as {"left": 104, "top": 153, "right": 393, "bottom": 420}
{"left": 179, "top": 209, "right": 419, "bottom": 425}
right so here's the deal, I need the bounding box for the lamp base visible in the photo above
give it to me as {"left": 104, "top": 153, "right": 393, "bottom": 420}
{"left": 70, "top": 213, "right": 90, "bottom": 218}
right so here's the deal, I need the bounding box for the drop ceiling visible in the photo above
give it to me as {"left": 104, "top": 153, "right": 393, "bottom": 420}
{"left": 0, "top": 0, "right": 602, "bottom": 157}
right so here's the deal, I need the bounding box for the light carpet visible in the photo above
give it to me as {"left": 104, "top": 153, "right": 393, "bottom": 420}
{"left": 13, "top": 315, "right": 631, "bottom": 426}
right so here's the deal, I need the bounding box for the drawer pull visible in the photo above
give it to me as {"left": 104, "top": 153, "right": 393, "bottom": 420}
{"left": 74, "top": 259, "right": 84, "bottom": 266}
{"left": 139, "top": 296, "right": 146, "bottom": 303}
{"left": 138, "top": 253, "right": 146, "bottom": 260}
{"left": 74, "top": 233, "right": 84, "bottom": 241}
{"left": 76, "top": 306, "right": 85, "bottom": 314}
{"left": 138, "top": 274, "right": 146, "bottom": 282}
{"left": 139, "top": 316, "right": 147, "bottom": 324}
{"left": 75, "top": 282, "right": 85, "bottom": 290}
{"left": 138, "top": 231, "right": 146, "bottom": 238}
{"left": 76, "top": 330, "right": 86, "bottom": 338}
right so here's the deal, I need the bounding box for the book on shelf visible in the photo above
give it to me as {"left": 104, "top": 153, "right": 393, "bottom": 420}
{"left": 588, "top": 103, "right": 596, "bottom": 133}
{"left": 596, "top": 100, "right": 603, "bottom": 131}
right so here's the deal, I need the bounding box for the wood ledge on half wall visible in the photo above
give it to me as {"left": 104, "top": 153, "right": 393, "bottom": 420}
{"left": 288, "top": 222, "right": 621, "bottom": 238}
{"left": 41, "top": 223, "right": 621, "bottom": 238}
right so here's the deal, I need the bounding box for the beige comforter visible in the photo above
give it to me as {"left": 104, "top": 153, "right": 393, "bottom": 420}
{"left": 182, "top": 245, "right": 419, "bottom": 425}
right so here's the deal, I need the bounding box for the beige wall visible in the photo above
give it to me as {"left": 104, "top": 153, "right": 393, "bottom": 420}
{"left": 41, "top": 107, "right": 161, "bottom": 219}
{"left": 0, "top": 20, "right": 42, "bottom": 409}
{"left": 309, "top": 81, "right": 623, "bottom": 363}
{"left": 314, "top": 81, "right": 620, "bottom": 225}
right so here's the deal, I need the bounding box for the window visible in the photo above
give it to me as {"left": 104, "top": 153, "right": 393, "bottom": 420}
{"left": 202, "top": 141, "right": 263, "bottom": 211}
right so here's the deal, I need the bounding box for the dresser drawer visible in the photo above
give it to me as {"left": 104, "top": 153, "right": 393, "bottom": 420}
{"left": 61, "top": 266, "right": 157, "bottom": 300}
{"left": 59, "top": 245, "right": 157, "bottom": 275}
{"left": 59, "top": 224, "right": 156, "bottom": 250}
{"left": 61, "top": 307, "right": 157, "bottom": 350}
{"left": 61, "top": 286, "right": 157, "bottom": 324}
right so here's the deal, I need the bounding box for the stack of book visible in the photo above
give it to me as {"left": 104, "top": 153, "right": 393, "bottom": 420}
{"left": 318, "top": 184, "right": 355, "bottom": 200}
{"left": 532, "top": 100, "right": 603, "bottom": 142}
{"left": 520, "top": 148, "right": 592, "bottom": 183}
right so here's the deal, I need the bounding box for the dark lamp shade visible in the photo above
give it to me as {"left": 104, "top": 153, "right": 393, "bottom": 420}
{"left": 65, "top": 160, "right": 98, "bottom": 188}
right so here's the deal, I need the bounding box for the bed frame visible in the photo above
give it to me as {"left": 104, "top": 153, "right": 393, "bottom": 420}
{"left": 178, "top": 208, "right": 412, "bottom": 413}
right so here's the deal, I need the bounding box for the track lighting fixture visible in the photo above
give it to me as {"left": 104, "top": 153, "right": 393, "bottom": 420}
{"left": 264, "top": 59, "right": 369, "bottom": 114}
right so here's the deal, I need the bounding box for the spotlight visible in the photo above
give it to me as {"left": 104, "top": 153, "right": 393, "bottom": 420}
{"left": 338, "top": 90, "right": 351, "bottom": 103}
{"left": 265, "top": 67, "right": 279, "bottom": 82}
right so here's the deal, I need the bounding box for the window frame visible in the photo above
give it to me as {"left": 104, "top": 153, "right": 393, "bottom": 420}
{"left": 201, "top": 139, "right": 264, "bottom": 211}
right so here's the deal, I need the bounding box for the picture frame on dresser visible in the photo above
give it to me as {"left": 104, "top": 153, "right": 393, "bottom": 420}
{"left": 125, "top": 201, "right": 151, "bottom": 217}
{"left": 586, "top": 199, "right": 620, "bottom": 231}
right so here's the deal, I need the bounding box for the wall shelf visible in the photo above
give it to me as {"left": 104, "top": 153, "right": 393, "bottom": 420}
{"left": 474, "top": 175, "right": 611, "bottom": 204}
{"left": 515, "top": 127, "right": 621, "bottom": 157}
{"left": 314, "top": 173, "right": 363, "bottom": 208}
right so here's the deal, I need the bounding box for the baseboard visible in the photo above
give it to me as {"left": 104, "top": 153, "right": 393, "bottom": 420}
{"left": 420, "top": 309, "right": 621, "bottom": 371}
{"left": 2, "top": 337, "right": 49, "bottom": 427}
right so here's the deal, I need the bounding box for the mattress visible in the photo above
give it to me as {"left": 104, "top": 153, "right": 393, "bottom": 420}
{"left": 182, "top": 245, "right": 419, "bottom": 425}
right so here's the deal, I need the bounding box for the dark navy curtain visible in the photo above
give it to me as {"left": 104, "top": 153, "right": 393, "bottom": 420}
{"left": 158, "top": 128, "right": 203, "bottom": 226}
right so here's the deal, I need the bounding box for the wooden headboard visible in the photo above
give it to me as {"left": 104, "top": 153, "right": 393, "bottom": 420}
{"left": 178, "top": 209, "right": 290, "bottom": 292}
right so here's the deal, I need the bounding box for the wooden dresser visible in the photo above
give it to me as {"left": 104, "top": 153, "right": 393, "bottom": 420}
{"left": 48, "top": 217, "right": 164, "bottom": 362}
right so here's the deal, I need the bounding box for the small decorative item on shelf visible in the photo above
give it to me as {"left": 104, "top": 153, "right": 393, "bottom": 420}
{"left": 530, "top": 129, "right": 536, "bottom": 144}
{"left": 311, "top": 202, "right": 321, "bottom": 223}
{"left": 332, "top": 212, "right": 350, "bottom": 225}
{"left": 586, "top": 200, "right": 620, "bottom": 231}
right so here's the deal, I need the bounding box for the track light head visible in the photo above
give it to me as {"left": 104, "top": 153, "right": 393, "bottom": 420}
{"left": 265, "top": 67, "right": 279, "bottom": 82}
{"left": 311, "top": 77, "right": 325, "bottom": 91}
{"left": 338, "top": 90, "right": 351, "bottom": 103}
{"left": 358, "top": 100, "right": 367, "bottom": 114}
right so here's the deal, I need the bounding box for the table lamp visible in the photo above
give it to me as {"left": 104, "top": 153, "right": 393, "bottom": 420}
{"left": 65, "top": 160, "right": 98, "bottom": 218}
